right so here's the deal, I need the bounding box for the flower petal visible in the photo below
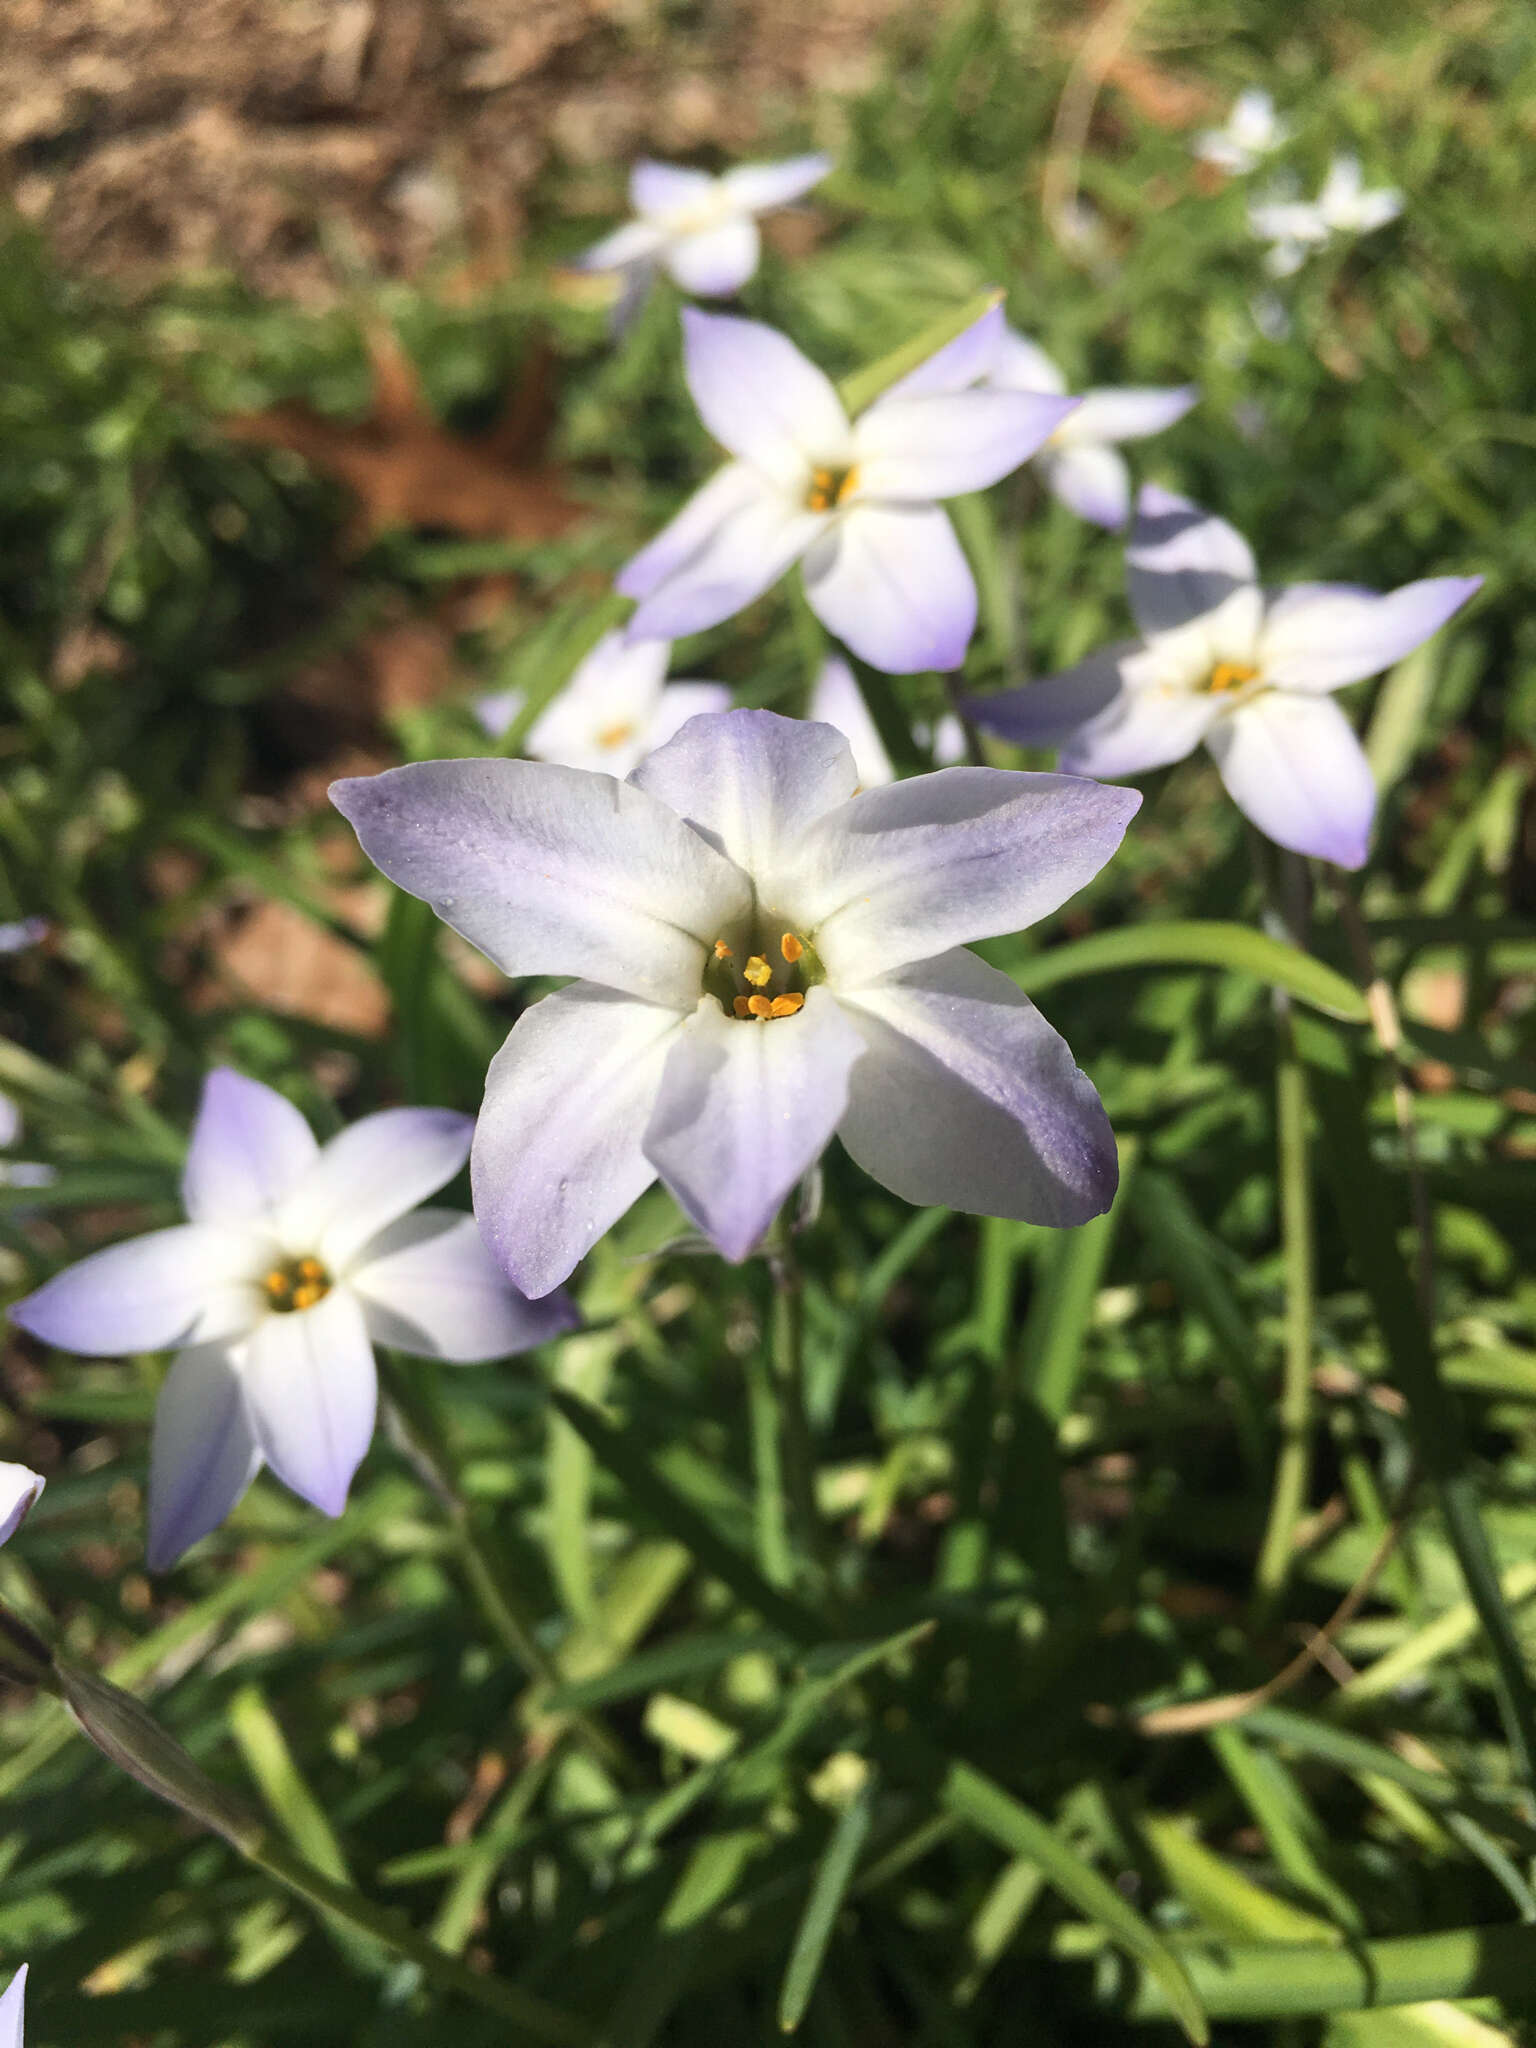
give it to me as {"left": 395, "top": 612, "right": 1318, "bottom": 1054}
{"left": 350, "top": 1210, "right": 577, "bottom": 1361}
{"left": 803, "top": 503, "right": 976, "bottom": 673}
{"left": 837, "top": 946, "right": 1118, "bottom": 1224}
{"left": 1059, "top": 676, "right": 1224, "bottom": 779}
{"left": 644, "top": 988, "right": 864, "bottom": 1262}
{"left": 630, "top": 159, "right": 716, "bottom": 218}
{"left": 571, "top": 220, "right": 665, "bottom": 273}
{"left": 243, "top": 1287, "right": 376, "bottom": 1517}
{"left": 796, "top": 767, "right": 1142, "bottom": 983}
{"left": 182, "top": 1068, "right": 319, "bottom": 1227}
{"left": 809, "top": 655, "right": 895, "bottom": 787}
{"left": 0, "top": 1966, "right": 26, "bottom": 2048}
{"left": 967, "top": 645, "right": 1136, "bottom": 748}
{"left": 877, "top": 301, "right": 1006, "bottom": 403}
{"left": 1127, "top": 484, "right": 1258, "bottom": 638}
{"left": 331, "top": 757, "right": 751, "bottom": 1007}
{"left": 680, "top": 309, "right": 850, "bottom": 484}
{"left": 852, "top": 389, "right": 1077, "bottom": 501}
{"left": 617, "top": 462, "right": 765, "bottom": 600}
{"left": 146, "top": 1343, "right": 262, "bottom": 1570}
{"left": 644, "top": 681, "right": 734, "bottom": 753}
{"left": 622, "top": 472, "right": 825, "bottom": 644}
{"left": 1258, "top": 576, "right": 1482, "bottom": 693}
{"left": 1043, "top": 442, "right": 1132, "bottom": 529}
{"left": 473, "top": 686, "right": 522, "bottom": 738}
{"left": 628, "top": 706, "right": 859, "bottom": 883}
{"left": 1058, "top": 385, "right": 1197, "bottom": 447}
{"left": 988, "top": 328, "right": 1068, "bottom": 395}
{"left": 665, "top": 219, "right": 760, "bottom": 295}
{"left": 472, "top": 984, "right": 684, "bottom": 1299}
{"left": 719, "top": 153, "right": 832, "bottom": 213}
{"left": 524, "top": 631, "right": 670, "bottom": 773}
{"left": 0, "top": 1463, "right": 44, "bottom": 1547}
{"left": 10, "top": 1226, "right": 265, "bottom": 1356}
{"left": 1206, "top": 691, "right": 1377, "bottom": 868}
{"left": 279, "top": 1107, "right": 473, "bottom": 1273}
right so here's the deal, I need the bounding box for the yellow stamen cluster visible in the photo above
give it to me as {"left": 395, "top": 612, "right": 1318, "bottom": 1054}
{"left": 733, "top": 992, "right": 806, "bottom": 1019}
{"left": 711, "top": 929, "right": 812, "bottom": 1022}
{"left": 806, "top": 465, "right": 859, "bottom": 514}
{"left": 1206, "top": 660, "right": 1260, "bottom": 695}
{"left": 262, "top": 1254, "right": 331, "bottom": 1314}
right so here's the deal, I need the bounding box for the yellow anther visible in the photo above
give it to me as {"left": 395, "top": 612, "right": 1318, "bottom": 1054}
{"left": 780, "top": 932, "right": 804, "bottom": 964}
{"left": 714, "top": 939, "right": 734, "bottom": 960}
{"left": 261, "top": 1255, "right": 332, "bottom": 1314}
{"left": 263, "top": 1269, "right": 290, "bottom": 1297}
{"left": 806, "top": 465, "right": 859, "bottom": 514}
{"left": 743, "top": 955, "right": 773, "bottom": 988}
{"left": 291, "top": 1282, "right": 325, "bottom": 1310}
{"left": 1207, "top": 660, "right": 1260, "bottom": 694}
{"left": 298, "top": 1256, "right": 326, "bottom": 1281}
{"left": 597, "top": 721, "right": 636, "bottom": 751}
{"left": 747, "top": 994, "right": 774, "bottom": 1018}
{"left": 769, "top": 993, "right": 805, "bottom": 1018}
{"left": 733, "top": 995, "right": 752, "bottom": 1018}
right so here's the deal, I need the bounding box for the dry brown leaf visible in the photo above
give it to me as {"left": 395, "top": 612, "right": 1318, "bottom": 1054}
{"left": 224, "top": 325, "right": 584, "bottom": 550}
{"left": 1104, "top": 53, "right": 1218, "bottom": 129}
{"left": 206, "top": 898, "right": 390, "bottom": 1036}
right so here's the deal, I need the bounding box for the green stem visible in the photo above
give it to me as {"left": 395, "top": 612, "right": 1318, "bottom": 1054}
{"left": 1252, "top": 1027, "right": 1314, "bottom": 1610}
{"left": 1120, "top": 1920, "right": 1536, "bottom": 2023}
{"left": 767, "top": 1230, "right": 824, "bottom": 1582}
{"left": 745, "top": 1339, "right": 793, "bottom": 1589}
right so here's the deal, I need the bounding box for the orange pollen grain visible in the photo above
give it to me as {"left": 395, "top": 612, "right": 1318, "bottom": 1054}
{"left": 780, "top": 932, "right": 804, "bottom": 964}
{"left": 769, "top": 993, "right": 805, "bottom": 1017}
{"left": 733, "top": 995, "right": 753, "bottom": 1018}
{"left": 714, "top": 939, "right": 734, "bottom": 960}
{"left": 743, "top": 955, "right": 773, "bottom": 988}
{"left": 747, "top": 993, "right": 774, "bottom": 1018}
{"left": 1208, "top": 660, "right": 1260, "bottom": 694}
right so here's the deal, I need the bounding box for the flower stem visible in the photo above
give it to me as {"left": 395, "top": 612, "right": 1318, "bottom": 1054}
{"left": 766, "top": 1225, "right": 825, "bottom": 1584}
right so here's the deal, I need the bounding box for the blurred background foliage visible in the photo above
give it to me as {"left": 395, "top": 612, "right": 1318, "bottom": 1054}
{"left": 1, "top": 0, "right": 1535, "bottom": 2041}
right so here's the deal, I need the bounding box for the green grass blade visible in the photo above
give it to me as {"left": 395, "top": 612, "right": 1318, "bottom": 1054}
{"left": 1015, "top": 922, "right": 1369, "bottom": 1021}
{"left": 778, "top": 1779, "right": 876, "bottom": 2032}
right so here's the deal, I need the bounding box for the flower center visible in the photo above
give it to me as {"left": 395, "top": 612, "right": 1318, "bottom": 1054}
{"left": 805, "top": 465, "right": 860, "bottom": 514}
{"left": 262, "top": 1254, "right": 332, "bottom": 1314}
{"left": 596, "top": 721, "right": 637, "bottom": 751}
{"left": 708, "top": 931, "right": 814, "bottom": 1021}
{"left": 1205, "top": 660, "right": 1260, "bottom": 695}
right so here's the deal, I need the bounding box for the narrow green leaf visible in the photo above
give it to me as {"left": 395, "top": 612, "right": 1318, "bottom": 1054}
{"left": 837, "top": 289, "right": 1002, "bottom": 416}
{"left": 1014, "top": 921, "right": 1369, "bottom": 1021}
{"left": 778, "top": 1778, "right": 876, "bottom": 2031}
{"left": 1141, "top": 1815, "right": 1340, "bottom": 1945}
{"left": 227, "top": 1683, "right": 350, "bottom": 1884}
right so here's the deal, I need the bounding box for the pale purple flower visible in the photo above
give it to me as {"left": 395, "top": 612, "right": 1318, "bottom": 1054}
{"left": 10, "top": 1072, "right": 575, "bottom": 1568}
{"left": 1194, "top": 90, "right": 1290, "bottom": 174}
{"left": 0, "top": 919, "right": 47, "bottom": 955}
{"left": 0, "top": 1965, "right": 25, "bottom": 2047}
{"left": 808, "top": 656, "right": 965, "bottom": 786}
{"left": 0, "top": 1092, "right": 54, "bottom": 1194}
{"left": 1250, "top": 154, "right": 1401, "bottom": 275}
{"left": 987, "top": 330, "right": 1196, "bottom": 530}
{"left": 616, "top": 305, "right": 1075, "bottom": 675}
{"left": 0, "top": 1465, "right": 44, "bottom": 1547}
{"left": 969, "top": 485, "right": 1481, "bottom": 870}
{"left": 474, "top": 630, "right": 730, "bottom": 777}
{"left": 332, "top": 710, "right": 1138, "bottom": 1296}
{"left": 573, "top": 154, "right": 831, "bottom": 318}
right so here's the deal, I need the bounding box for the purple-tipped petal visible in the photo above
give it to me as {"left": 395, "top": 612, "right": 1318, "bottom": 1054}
{"left": 631, "top": 159, "right": 716, "bottom": 218}
{"left": 350, "top": 1210, "right": 577, "bottom": 1361}
{"left": 988, "top": 328, "right": 1068, "bottom": 396}
{"left": 242, "top": 1288, "right": 376, "bottom": 1518}
{"left": 572, "top": 220, "right": 665, "bottom": 274}
{"left": 145, "top": 1343, "right": 262, "bottom": 1570}
{"left": 644, "top": 989, "right": 864, "bottom": 1262}
{"left": 1258, "top": 575, "right": 1482, "bottom": 693}
{"left": 1059, "top": 676, "right": 1223, "bottom": 780}
{"left": 617, "top": 463, "right": 765, "bottom": 601}
{"left": 1061, "top": 386, "right": 1198, "bottom": 447}
{"left": 1127, "top": 485, "right": 1258, "bottom": 638}
{"left": 852, "top": 389, "right": 1078, "bottom": 501}
{"left": 968, "top": 645, "right": 1134, "bottom": 750}
{"left": 680, "top": 310, "right": 850, "bottom": 485}
{"left": 0, "top": 1463, "right": 44, "bottom": 1547}
{"left": 1206, "top": 692, "right": 1377, "bottom": 869}
{"left": 0, "top": 1965, "right": 26, "bottom": 2048}
{"left": 281, "top": 1107, "right": 473, "bottom": 1273}
{"left": 809, "top": 655, "right": 895, "bottom": 787}
{"left": 331, "top": 758, "right": 750, "bottom": 1008}
{"left": 1043, "top": 442, "right": 1132, "bottom": 529}
{"left": 10, "top": 1226, "right": 264, "bottom": 1357}
{"left": 803, "top": 503, "right": 976, "bottom": 674}
{"left": 472, "top": 984, "right": 683, "bottom": 1299}
{"left": 665, "top": 219, "right": 761, "bottom": 295}
{"left": 795, "top": 767, "right": 1142, "bottom": 984}
{"left": 876, "top": 302, "right": 1006, "bottom": 404}
{"left": 838, "top": 946, "right": 1118, "bottom": 1225}
{"left": 182, "top": 1069, "right": 319, "bottom": 1227}
{"left": 628, "top": 707, "right": 859, "bottom": 882}
{"left": 621, "top": 470, "right": 825, "bottom": 644}
{"left": 719, "top": 153, "right": 832, "bottom": 213}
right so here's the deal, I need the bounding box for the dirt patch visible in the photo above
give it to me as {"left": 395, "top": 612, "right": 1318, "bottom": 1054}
{"left": 1, "top": 0, "right": 913, "bottom": 300}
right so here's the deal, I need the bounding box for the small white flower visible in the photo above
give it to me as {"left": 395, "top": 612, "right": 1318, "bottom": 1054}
{"left": 475, "top": 632, "right": 730, "bottom": 778}
{"left": 1194, "top": 89, "right": 1290, "bottom": 175}
{"left": 1250, "top": 154, "right": 1401, "bottom": 273}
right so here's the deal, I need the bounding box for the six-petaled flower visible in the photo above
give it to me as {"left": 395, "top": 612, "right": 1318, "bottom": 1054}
{"left": 332, "top": 710, "right": 1139, "bottom": 1296}
{"left": 10, "top": 1071, "right": 576, "bottom": 1568}
{"left": 968, "top": 485, "right": 1480, "bottom": 869}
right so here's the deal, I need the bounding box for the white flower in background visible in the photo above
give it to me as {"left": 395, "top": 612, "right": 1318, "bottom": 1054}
{"left": 1194, "top": 90, "right": 1290, "bottom": 174}
{"left": 573, "top": 154, "right": 832, "bottom": 323}
{"left": 475, "top": 631, "right": 731, "bottom": 777}
{"left": 987, "top": 330, "right": 1196, "bottom": 530}
{"left": 809, "top": 656, "right": 965, "bottom": 786}
{"left": 0, "top": 1090, "right": 54, "bottom": 1194}
{"left": 1250, "top": 155, "right": 1402, "bottom": 276}
{"left": 0, "top": 1465, "right": 44, "bottom": 1547}
{"left": 0, "top": 1964, "right": 26, "bottom": 2046}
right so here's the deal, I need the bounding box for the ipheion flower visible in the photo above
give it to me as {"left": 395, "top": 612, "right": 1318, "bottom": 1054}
{"left": 10, "top": 1072, "right": 575, "bottom": 1567}
{"left": 475, "top": 629, "right": 729, "bottom": 777}
{"left": 1193, "top": 89, "right": 1290, "bottom": 175}
{"left": 0, "top": 1964, "right": 25, "bottom": 2048}
{"left": 616, "top": 304, "right": 1078, "bottom": 674}
{"left": 969, "top": 485, "right": 1480, "bottom": 869}
{"left": 332, "top": 709, "right": 1140, "bottom": 1298}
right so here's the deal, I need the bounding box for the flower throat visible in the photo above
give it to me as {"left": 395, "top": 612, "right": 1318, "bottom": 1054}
{"left": 706, "top": 930, "right": 817, "bottom": 1020}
